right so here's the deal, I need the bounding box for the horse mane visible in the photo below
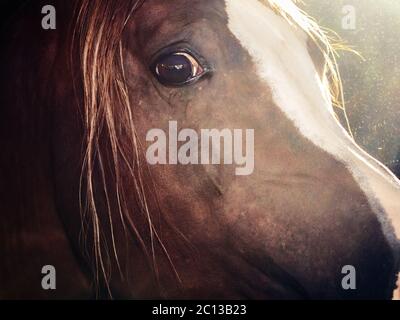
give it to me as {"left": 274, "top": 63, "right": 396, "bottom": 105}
{"left": 72, "top": 0, "right": 350, "bottom": 295}
{"left": 72, "top": 0, "right": 167, "bottom": 296}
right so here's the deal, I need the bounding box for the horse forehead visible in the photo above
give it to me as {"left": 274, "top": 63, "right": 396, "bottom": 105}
{"left": 225, "top": 0, "right": 336, "bottom": 160}
{"left": 137, "top": 0, "right": 227, "bottom": 27}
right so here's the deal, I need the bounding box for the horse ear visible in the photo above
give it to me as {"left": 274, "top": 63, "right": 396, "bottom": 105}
{"left": 307, "top": 38, "right": 325, "bottom": 79}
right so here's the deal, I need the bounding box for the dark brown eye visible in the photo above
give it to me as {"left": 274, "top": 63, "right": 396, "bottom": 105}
{"left": 152, "top": 52, "right": 206, "bottom": 87}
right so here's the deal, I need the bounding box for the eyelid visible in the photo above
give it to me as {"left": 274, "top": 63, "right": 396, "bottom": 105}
{"left": 150, "top": 42, "right": 214, "bottom": 74}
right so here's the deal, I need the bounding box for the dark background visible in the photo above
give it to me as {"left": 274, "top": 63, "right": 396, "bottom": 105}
{"left": 1, "top": 0, "right": 399, "bottom": 176}
{"left": 0, "top": 0, "right": 28, "bottom": 30}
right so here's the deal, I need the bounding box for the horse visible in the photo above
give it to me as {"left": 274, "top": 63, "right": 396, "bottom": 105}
{"left": 1, "top": 0, "right": 400, "bottom": 299}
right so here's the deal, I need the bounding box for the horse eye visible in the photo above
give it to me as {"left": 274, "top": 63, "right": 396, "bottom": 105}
{"left": 152, "top": 52, "right": 206, "bottom": 87}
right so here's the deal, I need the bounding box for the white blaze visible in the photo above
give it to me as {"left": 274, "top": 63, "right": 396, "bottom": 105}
{"left": 225, "top": 0, "right": 400, "bottom": 250}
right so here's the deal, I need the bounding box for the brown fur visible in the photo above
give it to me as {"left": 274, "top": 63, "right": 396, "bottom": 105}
{"left": 0, "top": 0, "right": 398, "bottom": 299}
